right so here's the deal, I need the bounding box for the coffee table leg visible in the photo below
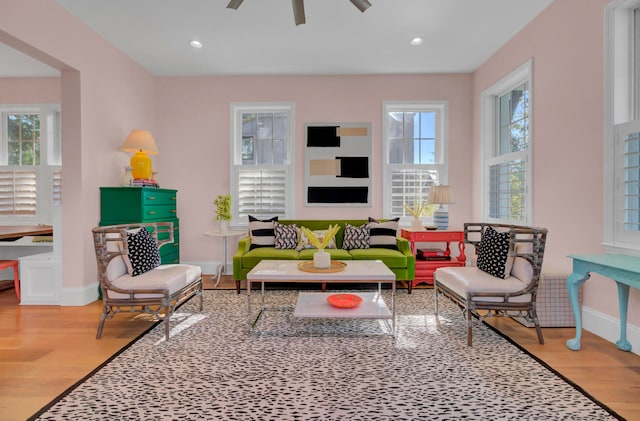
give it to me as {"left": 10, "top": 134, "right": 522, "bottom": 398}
{"left": 391, "top": 279, "right": 396, "bottom": 336}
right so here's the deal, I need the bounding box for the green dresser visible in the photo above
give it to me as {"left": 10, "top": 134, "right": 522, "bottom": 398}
{"left": 99, "top": 187, "right": 180, "bottom": 264}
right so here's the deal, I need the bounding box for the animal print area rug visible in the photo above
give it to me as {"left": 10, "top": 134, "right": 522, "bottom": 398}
{"left": 32, "top": 290, "right": 620, "bottom": 421}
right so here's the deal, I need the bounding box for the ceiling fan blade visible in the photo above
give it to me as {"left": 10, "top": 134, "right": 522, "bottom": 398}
{"left": 292, "top": 0, "right": 306, "bottom": 26}
{"left": 349, "top": 0, "right": 372, "bottom": 13}
{"left": 227, "top": 0, "right": 244, "bottom": 10}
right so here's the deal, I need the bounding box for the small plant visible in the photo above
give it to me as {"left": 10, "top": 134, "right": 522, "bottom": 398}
{"left": 214, "top": 194, "right": 232, "bottom": 221}
{"left": 300, "top": 225, "right": 341, "bottom": 250}
{"left": 405, "top": 201, "right": 428, "bottom": 218}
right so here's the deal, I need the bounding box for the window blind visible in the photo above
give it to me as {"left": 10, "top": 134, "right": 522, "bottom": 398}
{"left": 389, "top": 168, "right": 438, "bottom": 217}
{"left": 237, "top": 168, "right": 287, "bottom": 219}
{"left": 0, "top": 170, "right": 37, "bottom": 215}
{"left": 488, "top": 159, "right": 526, "bottom": 222}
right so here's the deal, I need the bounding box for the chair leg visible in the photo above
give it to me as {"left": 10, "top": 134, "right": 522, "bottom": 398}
{"left": 530, "top": 309, "right": 545, "bottom": 344}
{"left": 164, "top": 308, "right": 171, "bottom": 341}
{"left": 466, "top": 306, "right": 473, "bottom": 347}
{"left": 12, "top": 261, "right": 20, "bottom": 301}
{"left": 96, "top": 310, "right": 107, "bottom": 339}
{"left": 236, "top": 280, "right": 241, "bottom": 294}
{"left": 434, "top": 281, "right": 439, "bottom": 316}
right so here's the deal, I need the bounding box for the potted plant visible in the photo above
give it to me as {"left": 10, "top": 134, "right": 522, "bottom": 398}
{"left": 214, "top": 194, "right": 232, "bottom": 232}
{"left": 405, "top": 201, "right": 428, "bottom": 230}
{"left": 300, "top": 224, "right": 341, "bottom": 268}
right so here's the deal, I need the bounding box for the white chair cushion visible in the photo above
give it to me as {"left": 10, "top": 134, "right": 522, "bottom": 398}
{"left": 107, "top": 264, "right": 202, "bottom": 299}
{"left": 435, "top": 266, "right": 531, "bottom": 303}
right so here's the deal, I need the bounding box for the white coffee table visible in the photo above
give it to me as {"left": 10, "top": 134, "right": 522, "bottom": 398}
{"left": 246, "top": 259, "right": 396, "bottom": 336}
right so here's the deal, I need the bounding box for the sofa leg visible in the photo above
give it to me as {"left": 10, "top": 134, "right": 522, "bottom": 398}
{"left": 236, "top": 280, "right": 241, "bottom": 294}
{"left": 322, "top": 282, "right": 326, "bottom": 292}
{"left": 408, "top": 281, "right": 413, "bottom": 294}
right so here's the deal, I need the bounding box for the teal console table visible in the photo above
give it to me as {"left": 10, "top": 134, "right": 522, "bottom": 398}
{"left": 566, "top": 254, "right": 640, "bottom": 352}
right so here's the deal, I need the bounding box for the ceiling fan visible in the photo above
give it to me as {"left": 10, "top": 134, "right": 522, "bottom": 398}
{"left": 226, "top": 0, "right": 372, "bottom": 26}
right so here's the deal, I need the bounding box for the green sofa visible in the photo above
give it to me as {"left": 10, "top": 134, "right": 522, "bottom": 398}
{"left": 232, "top": 219, "right": 415, "bottom": 293}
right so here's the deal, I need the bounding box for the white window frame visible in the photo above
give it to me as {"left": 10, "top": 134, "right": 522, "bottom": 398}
{"left": 229, "top": 102, "right": 295, "bottom": 227}
{"left": 480, "top": 60, "right": 533, "bottom": 225}
{"left": 382, "top": 101, "right": 448, "bottom": 225}
{"left": 604, "top": 0, "right": 640, "bottom": 253}
{"left": 0, "top": 104, "right": 61, "bottom": 224}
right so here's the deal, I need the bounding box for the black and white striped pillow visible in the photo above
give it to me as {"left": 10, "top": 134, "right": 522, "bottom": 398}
{"left": 342, "top": 223, "right": 370, "bottom": 250}
{"left": 249, "top": 215, "right": 278, "bottom": 249}
{"left": 274, "top": 222, "right": 299, "bottom": 249}
{"left": 368, "top": 217, "right": 399, "bottom": 250}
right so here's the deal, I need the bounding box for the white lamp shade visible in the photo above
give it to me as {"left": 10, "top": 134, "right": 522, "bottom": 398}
{"left": 120, "top": 130, "right": 159, "bottom": 155}
{"left": 428, "top": 185, "right": 455, "bottom": 205}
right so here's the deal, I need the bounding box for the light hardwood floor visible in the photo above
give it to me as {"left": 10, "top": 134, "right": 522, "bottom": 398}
{"left": 1, "top": 276, "right": 639, "bottom": 421}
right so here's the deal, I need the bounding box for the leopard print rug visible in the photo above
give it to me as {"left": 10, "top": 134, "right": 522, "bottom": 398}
{"left": 33, "top": 289, "right": 620, "bottom": 420}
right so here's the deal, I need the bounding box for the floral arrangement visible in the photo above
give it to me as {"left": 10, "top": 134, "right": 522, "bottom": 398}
{"left": 404, "top": 201, "right": 429, "bottom": 218}
{"left": 214, "top": 194, "right": 232, "bottom": 221}
{"left": 300, "top": 224, "right": 340, "bottom": 250}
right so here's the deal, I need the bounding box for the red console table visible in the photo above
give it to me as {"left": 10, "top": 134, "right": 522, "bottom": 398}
{"left": 400, "top": 229, "right": 466, "bottom": 294}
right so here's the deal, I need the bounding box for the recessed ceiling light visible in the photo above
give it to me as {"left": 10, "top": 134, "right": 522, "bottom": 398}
{"left": 410, "top": 37, "right": 423, "bottom": 46}
{"left": 190, "top": 40, "right": 203, "bottom": 48}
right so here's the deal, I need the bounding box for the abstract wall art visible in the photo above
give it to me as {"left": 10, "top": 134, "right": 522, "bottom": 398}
{"left": 304, "top": 122, "right": 372, "bottom": 207}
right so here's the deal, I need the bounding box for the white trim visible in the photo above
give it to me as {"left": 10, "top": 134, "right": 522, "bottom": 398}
{"left": 480, "top": 59, "right": 533, "bottom": 225}
{"left": 229, "top": 102, "right": 295, "bottom": 226}
{"left": 381, "top": 101, "right": 448, "bottom": 220}
{"left": 604, "top": 0, "right": 640, "bottom": 254}
{"left": 583, "top": 305, "right": 640, "bottom": 356}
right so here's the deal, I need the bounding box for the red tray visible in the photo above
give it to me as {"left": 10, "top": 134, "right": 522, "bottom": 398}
{"left": 327, "top": 293, "right": 362, "bottom": 309}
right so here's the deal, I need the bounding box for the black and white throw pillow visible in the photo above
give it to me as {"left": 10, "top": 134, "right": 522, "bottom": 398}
{"left": 127, "top": 226, "right": 161, "bottom": 276}
{"left": 274, "top": 222, "right": 299, "bottom": 249}
{"left": 476, "top": 226, "right": 512, "bottom": 279}
{"left": 368, "top": 217, "right": 399, "bottom": 250}
{"left": 342, "top": 223, "right": 370, "bottom": 250}
{"left": 249, "top": 215, "right": 278, "bottom": 249}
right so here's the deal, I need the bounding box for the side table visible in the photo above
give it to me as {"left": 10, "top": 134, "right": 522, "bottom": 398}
{"left": 400, "top": 228, "right": 466, "bottom": 293}
{"left": 203, "top": 229, "right": 246, "bottom": 286}
{"left": 566, "top": 254, "right": 640, "bottom": 352}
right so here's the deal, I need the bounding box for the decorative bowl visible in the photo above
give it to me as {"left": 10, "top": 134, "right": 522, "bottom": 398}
{"left": 327, "top": 293, "right": 362, "bottom": 309}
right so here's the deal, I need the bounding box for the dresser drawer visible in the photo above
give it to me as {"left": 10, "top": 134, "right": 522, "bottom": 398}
{"left": 142, "top": 189, "right": 177, "bottom": 206}
{"left": 140, "top": 205, "right": 177, "bottom": 221}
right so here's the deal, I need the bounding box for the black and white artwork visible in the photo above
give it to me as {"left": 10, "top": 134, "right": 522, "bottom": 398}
{"left": 304, "top": 122, "right": 372, "bottom": 207}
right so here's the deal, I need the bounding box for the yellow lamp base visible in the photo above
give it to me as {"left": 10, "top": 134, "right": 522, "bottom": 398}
{"left": 130, "top": 151, "right": 152, "bottom": 179}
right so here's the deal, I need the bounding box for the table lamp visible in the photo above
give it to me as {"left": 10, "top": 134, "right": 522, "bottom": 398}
{"left": 120, "top": 130, "right": 159, "bottom": 180}
{"left": 428, "top": 185, "right": 455, "bottom": 230}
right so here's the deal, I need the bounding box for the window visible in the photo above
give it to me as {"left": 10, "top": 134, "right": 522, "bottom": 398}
{"left": 382, "top": 102, "right": 448, "bottom": 222}
{"left": 605, "top": 1, "right": 640, "bottom": 251}
{"left": 230, "top": 103, "right": 294, "bottom": 225}
{"left": 481, "top": 60, "right": 532, "bottom": 225}
{"left": 0, "top": 106, "right": 61, "bottom": 223}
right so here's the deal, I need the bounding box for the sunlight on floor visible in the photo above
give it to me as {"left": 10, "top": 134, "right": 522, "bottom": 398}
{"left": 154, "top": 313, "right": 207, "bottom": 346}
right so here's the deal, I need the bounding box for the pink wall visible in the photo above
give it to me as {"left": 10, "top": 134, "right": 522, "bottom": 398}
{"left": 472, "top": 0, "right": 639, "bottom": 325}
{"left": 0, "top": 77, "right": 60, "bottom": 103}
{"left": 154, "top": 74, "right": 474, "bottom": 263}
{"left": 0, "top": 0, "right": 155, "bottom": 296}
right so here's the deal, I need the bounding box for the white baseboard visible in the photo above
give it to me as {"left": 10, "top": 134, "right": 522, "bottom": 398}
{"left": 60, "top": 282, "right": 100, "bottom": 306}
{"left": 583, "top": 305, "right": 640, "bottom": 356}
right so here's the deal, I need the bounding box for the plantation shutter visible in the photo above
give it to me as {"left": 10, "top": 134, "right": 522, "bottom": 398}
{"left": 389, "top": 168, "right": 438, "bottom": 217}
{"left": 237, "top": 167, "right": 287, "bottom": 219}
{"left": 52, "top": 169, "right": 62, "bottom": 205}
{"left": 0, "top": 170, "right": 37, "bottom": 215}
{"left": 488, "top": 157, "right": 526, "bottom": 222}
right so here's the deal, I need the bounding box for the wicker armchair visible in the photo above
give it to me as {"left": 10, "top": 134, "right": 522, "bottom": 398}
{"left": 434, "top": 223, "right": 548, "bottom": 346}
{"left": 92, "top": 222, "right": 203, "bottom": 341}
